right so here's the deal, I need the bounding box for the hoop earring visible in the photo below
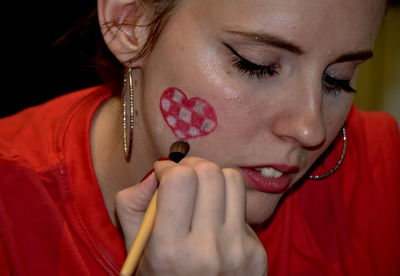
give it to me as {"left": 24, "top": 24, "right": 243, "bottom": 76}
{"left": 122, "top": 67, "right": 134, "bottom": 161}
{"left": 309, "top": 127, "right": 347, "bottom": 180}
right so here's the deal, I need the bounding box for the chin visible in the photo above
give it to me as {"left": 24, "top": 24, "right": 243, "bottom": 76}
{"left": 245, "top": 189, "right": 283, "bottom": 225}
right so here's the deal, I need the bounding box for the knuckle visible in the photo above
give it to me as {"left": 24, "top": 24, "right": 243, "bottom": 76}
{"left": 178, "top": 238, "right": 221, "bottom": 273}
{"left": 225, "top": 247, "right": 246, "bottom": 271}
{"left": 150, "top": 242, "right": 223, "bottom": 274}
{"left": 223, "top": 168, "right": 243, "bottom": 181}
{"left": 253, "top": 245, "right": 268, "bottom": 267}
{"left": 222, "top": 236, "right": 267, "bottom": 274}
{"left": 179, "top": 156, "right": 206, "bottom": 164}
{"left": 115, "top": 189, "right": 130, "bottom": 212}
{"left": 145, "top": 246, "right": 175, "bottom": 272}
{"left": 247, "top": 242, "right": 268, "bottom": 274}
{"left": 223, "top": 168, "right": 245, "bottom": 193}
{"left": 161, "top": 165, "right": 197, "bottom": 186}
{"left": 193, "top": 160, "right": 221, "bottom": 175}
{"left": 196, "top": 245, "right": 221, "bottom": 273}
{"left": 220, "top": 236, "right": 247, "bottom": 270}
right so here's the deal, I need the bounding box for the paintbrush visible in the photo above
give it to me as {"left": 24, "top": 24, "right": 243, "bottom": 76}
{"left": 120, "top": 140, "right": 190, "bottom": 276}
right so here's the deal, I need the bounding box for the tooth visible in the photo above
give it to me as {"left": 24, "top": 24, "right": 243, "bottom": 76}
{"left": 275, "top": 170, "right": 283, "bottom": 178}
{"left": 260, "top": 168, "right": 271, "bottom": 177}
{"left": 259, "top": 167, "right": 283, "bottom": 178}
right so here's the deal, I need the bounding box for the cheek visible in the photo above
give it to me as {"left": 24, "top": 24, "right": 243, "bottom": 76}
{"left": 160, "top": 87, "right": 218, "bottom": 140}
{"left": 323, "top": 94, "right": 353, "bottom": 137}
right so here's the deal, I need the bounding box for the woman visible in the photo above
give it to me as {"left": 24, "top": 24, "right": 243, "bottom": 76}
{"left": 0, "top": 0, "right": 399, "bottom": 275}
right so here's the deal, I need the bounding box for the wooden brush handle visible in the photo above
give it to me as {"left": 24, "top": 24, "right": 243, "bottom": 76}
{"left": 120, "top": 189, "right": 159, "bottom": 276}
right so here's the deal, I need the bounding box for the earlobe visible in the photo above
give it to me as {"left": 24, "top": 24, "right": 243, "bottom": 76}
{"left": 98, "top": 0, "right": 148, "bottom": 65}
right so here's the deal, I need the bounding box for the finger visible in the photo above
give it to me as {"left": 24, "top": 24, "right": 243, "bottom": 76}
{"left": 223, "top": 168, "right": 246, "bottom": 229}
{"left": 116, "top": 172, "right": 158, "bottom": 249}
{"left": 187, "top": 159, "right": 226, "bottom": 232}
{"left": 153, "top": 160, "right": 198, "bottom": 239}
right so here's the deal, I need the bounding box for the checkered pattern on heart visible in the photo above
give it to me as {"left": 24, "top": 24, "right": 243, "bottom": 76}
{"left": 160, "top": 88, "right": 217, "bottom": 140}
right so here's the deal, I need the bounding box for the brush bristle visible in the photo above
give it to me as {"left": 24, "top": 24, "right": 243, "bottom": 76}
{"left": 168, "top": 141, "right": 190, "bottom": 163}
{"left": 169, "top": 141, "right": 190, "bottom": 155}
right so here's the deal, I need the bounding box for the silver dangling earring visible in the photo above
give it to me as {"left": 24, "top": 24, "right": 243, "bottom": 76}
{"left": 309, "top": 127, "right": 347, "bottom": 180}
{"left": 122, "top": 67, "right": 134, "bottom": 161}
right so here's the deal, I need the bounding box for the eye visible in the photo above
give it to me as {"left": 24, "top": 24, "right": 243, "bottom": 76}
{"left": 224, "top": 43, "right": 279, "bottom": 80}
{"left": 323, "top": 73, "right": 356, "bottom": 96}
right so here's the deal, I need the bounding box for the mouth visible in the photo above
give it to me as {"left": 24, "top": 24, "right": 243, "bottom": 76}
{"left": 239, "top": 165, "right": 299, "bottom": 194}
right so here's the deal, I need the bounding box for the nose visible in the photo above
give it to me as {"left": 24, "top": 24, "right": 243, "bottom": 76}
{"left": 271, "top": 82, "right": 326, "bottom": 149}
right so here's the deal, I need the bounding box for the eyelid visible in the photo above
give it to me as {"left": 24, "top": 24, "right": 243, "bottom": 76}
{"left": 224, "top": 42, "right": 277, "bottom": 67}
{"left": 323, "top": 73, "right": 356, "bottom": 93}
{"left": 224, "top": 42, "right": 280, "bottom": 79}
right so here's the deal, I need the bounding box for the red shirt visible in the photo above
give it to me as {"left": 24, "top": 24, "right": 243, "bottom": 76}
{"left": 0, "top": 85, "right": 399, "bottom": 275}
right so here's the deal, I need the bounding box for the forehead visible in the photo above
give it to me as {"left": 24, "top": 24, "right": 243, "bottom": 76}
{"left": 179, "top": 0, "right": 385, "bottom": 54}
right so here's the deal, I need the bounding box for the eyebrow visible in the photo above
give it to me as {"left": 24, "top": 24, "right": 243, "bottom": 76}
{"left": 334, "top": 51, "right": 374, "bottom": 63}
{"left": 227, "top": 31, "right": 305, "bottom": 55}
{"left": 227, "top": 31, "right": 374, "bottom": 63}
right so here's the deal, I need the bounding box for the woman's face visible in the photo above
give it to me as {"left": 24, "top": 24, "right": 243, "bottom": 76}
{"left": 137, "top": 0, "right": 384, "bottom": 224}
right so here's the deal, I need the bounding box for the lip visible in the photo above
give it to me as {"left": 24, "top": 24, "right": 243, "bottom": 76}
{"left": 239, "top": 165, "right": 299, "bottom": 194}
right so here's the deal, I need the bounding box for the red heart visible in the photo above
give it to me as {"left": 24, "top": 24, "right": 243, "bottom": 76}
{"left": 160, "top": 87, "right": 218, "bottom": 140}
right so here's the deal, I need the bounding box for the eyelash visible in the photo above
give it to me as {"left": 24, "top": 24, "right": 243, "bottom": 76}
{"left": 232, "top": 56, "right": 279, "bottom": 79}
{"left": 322, "top": 73, "right": 356, "bottom": 96}
{"left": 224, "top": 43, "right": 356, "bottom": 96}
{"left": 224, "top": 43, "right": 279, "bottom": 79}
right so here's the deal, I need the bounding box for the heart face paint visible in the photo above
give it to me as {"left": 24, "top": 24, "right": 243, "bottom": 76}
{"left": 160, "top": 87, "right": 218, "bottom": 140}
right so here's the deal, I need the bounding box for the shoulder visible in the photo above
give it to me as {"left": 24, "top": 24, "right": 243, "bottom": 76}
{"left": 0, "top": 85, "right": 111, "bottom": 171}
{"left": 343, "top": 107, "right": 400, "bottom": 225}
{"left": 347, "top": 106, "right": 399, "bottom": 160}
{"left": 347, "top": 106, "right": 399, "bottom": 137}
{"left": 343, "top": 108, "right": 400, "bottom": 270}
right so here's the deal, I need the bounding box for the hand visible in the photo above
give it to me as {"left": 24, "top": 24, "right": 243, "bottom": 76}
{"left": 116, "top": 157, "right": 267, "bottom": 276}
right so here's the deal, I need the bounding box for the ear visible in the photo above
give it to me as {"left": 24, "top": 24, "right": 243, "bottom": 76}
{"left": 98, "top": 0, "right": 150, "bottom": 66}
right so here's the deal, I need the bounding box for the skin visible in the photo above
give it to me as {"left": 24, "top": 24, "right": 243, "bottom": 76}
{"left": 160, "top": 87, "right": 218, "bottom": 139}
{"left": 93, "top": 0, "right": 385, "bottom": 274}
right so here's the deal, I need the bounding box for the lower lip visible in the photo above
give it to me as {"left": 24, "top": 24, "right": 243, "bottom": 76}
{"left": 239, "top": 168, "right": 292, "bottom": 194}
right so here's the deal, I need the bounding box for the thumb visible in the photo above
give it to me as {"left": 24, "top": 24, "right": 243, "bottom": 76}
{"left": 116, "top": 171, "right": 158, "bottom": 249}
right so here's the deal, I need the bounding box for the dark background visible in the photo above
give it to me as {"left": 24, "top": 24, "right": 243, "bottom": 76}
{"left": 2, "top": 1, "right": 399, "bottom": 118}
{"left": 1, "top": 1, "right": 102, "bottom": 118}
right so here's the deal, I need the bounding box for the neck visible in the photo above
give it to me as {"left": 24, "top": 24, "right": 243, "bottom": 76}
{"left": 89, "top": 95, "right": 155, "bottom": 226}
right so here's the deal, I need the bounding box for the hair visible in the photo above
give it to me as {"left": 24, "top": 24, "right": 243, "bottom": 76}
{"left": 388, "top": 0, "right": 400, "bottom": 7}
{"left": 55, "top": 1, "right": 179, "bottom": 94}
{"left": 96, "top": 0, "right": 179, "bottom": 93}
{"left": 60, "top": 0, "right": 398, "bottom": 94}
